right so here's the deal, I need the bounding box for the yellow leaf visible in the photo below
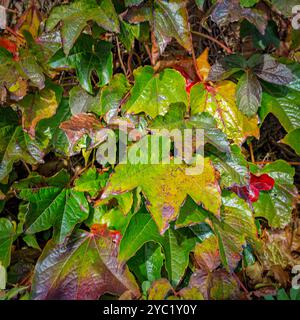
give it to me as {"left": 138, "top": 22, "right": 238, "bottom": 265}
{"left": 196, "top": 48, "right": 211, "bottom": 81}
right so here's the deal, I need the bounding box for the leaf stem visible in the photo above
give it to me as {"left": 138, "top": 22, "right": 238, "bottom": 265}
{"left": 191, "top": 30, "right": 232, "bottom": 54}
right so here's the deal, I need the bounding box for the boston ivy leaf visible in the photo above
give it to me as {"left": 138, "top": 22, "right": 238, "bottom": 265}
{"left": 46, "top": 0, "right": 119, "bottom": 55}
{"left": 254, "top": 55, "right": 294, "bottom": 85}
{"left": 123, "top": 66, "right": 188, "bottom": 118}
{"left": 153, "top": 0, "right": 192, "bottom": 55}
{"left": 190, "top": 81, "right": 259, "bottom": 145}
{"left": 213, "top": 192, "right": 258, "bottom": 271}
{"left": 281, "top": 128, "right": 300, "bottom": 156}
{"left": 209, "top": 145, "right": 248, "bottom": 188}
{"left": 102, "top": 137, "right": 221, "bottom": 233}
{"left": 15, "top": 170, "right": 89, "bottom": 243}
{"left": 211, "top": 0, "right": 267, "bottom": 34}
{"left": 240, "top": 0, "right": 259, "bottom": 7}
{"left": 119, "top": 211, "right": 196, "bottom": 286}
{"left": 49, "top": 34, "right": 113, "bottom": 94}
{"left": 31, "top": 229, "right": 140, "bottom": 300}
{"left": 17, "top": 87, "right": 59, "bottom": 137}
{"left": 128, "top": 242, "right": 164, "bottom": 283}
{"left": 236, "top": 71, "right": 262, "bottom": 117}
{"left": 150, "top": 104, "right": 230, "bottom": 153}
{"left": 125, "top": 0, "right": 144, "bottom": 7}
{"left": 0, "top": 218, "right": 14, "bottom": 268}
{"left": 250, "top": 161, "right": 298, "bottom": 228}
{"left": 0, "top": 108, "right": 44, "bottom": 182}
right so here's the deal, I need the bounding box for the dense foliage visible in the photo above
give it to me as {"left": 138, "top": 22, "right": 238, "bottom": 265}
{"left": 0, "top": 0, "right": 300, "bottom": 300}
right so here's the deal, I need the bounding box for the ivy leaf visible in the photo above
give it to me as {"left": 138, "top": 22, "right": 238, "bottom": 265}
{"left": 240, "top": 0, "right": 259, "bottom": 7}
{"left": 148, "top": 278, "right": 173, "bottom": 300}
{"left": 46, "top": 0, "right": 119, "bottom": 55}
{"left": 17, "top": 87, "right": 59, "bottom": 137}
{"left": 281, "top": 129, "right": 300, "bottom": 156}
{"left": 0, "top": 218, "right": 14, "bottom": 268}
{"left": 128, "top": 242, "right": 164, "bottom": 283}
{"left": 236, "top": 71, "right": 262, "bottom": 117}
{"left": 250, "top": 161, "right": 298, "bottom": 229}
{"left": 119, "top": 211, "right": 196, "bottom": 286}
{"left": 102, "top": 137, "right": 221, "bottom": 233}
{"left": 254, "top": 55, "right": 294, "bottom": 85}
{"left": 123, "top": 66, "right": 188, "bottom": 118}
{"left": 49, "top": 34, "right": 113, "bottom": 94}
{"left": 211, "top": 0, "right": 267, "bottom": 34}
{"left": 190, "top": 81, "right": 259, "bottom": 145}
{"left": 150, "top": 104, "right": 230, "bottom": 153}
{"left": 125, "top": 0, "right": 144, "bottom": 7}
{"left": 0, "top": 108, "right": 44, "bottom": 182}
{"left": 31, "top": 229, "right": 140, "bottom": 300}
{"left": 213, "top": 192, "right": 258, "bottom": 271}
{"left": 15, "top": 170, "right": 89, "bottom": 243}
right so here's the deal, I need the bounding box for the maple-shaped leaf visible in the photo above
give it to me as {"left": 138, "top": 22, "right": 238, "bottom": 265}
{"left": 0, "top": 107, "right": 45, "bottom": 182}
{"left": 119, "top": 211, "right": 196, "bottom": 286}
{"left": 123, "top": 66, "right": 188, "bottom": 118}
{"left": 17, "top": 87, "right": 60, "bottom": 137}
{"left": 31, "top": 229, "right": 140, "bottom": 300}
{"left": 123, "top": 0, "right": 192, "bottom": 62}
{"left": 211, "top": 0, "right": 267, "bottom": 34}
{"left": 250, "top": 161, "right": 298, "bottom": 228}
{"left": 0, "top": 218, "right": 14, "bottom": 268}
{"left": 14, "top": 170, "right": 89, "bottom": 243}
{"left": 190, "top": 81, "right": 259, "bottom": 145}
{"left": 49, "top": 34, "right": 113, "bottom": 94}
{"left": 150, "top": 103, "right": 230, "bottom": 153}
{"left": 60, "top": 113, "right": 107, "bottom": 155}
{"left": 102, "top": 136, "right": 221, "bottom": 233}
{"left": 46, "top": 0, "right": 119, "bottom": 55}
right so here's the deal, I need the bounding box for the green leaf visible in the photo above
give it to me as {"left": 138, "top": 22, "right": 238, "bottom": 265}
{"left": 49, "top": 34, "right": 113, "bottom": 94}
{"left": 119, "top": 211, "right": 196, "bottom": 286}
{"left": 190, "top": 81, "right": 259, "bottom": 145}
{"left": 102, "top": 136, "right": 221, "bottom": 233}
{"left": 240, "top": 0, "right": 259, "bottom": 7}
{"left": 195, "top": 0, "right": 205, "bottom": 10}
{"left": 0, "top": 108, "right": 45, "bottom": 182}
{"left": 153, "top": 0, "right": 192, "bottom": 55}
{"left": 236, "top": 71, "right": 262, "bottom": 117}
{"left": 0, "top": 218, "right": 14, "bottom": 267}
{"left": 46, "top": 0, "right": 119, "bottom": 55}
{"left": 150, "top": 104, "right": 230, "bottom": 153}
{"left": 281, "top": 128, "right": 300, "bottom": 156}
{"left": 15, "top": 171, "right": 89, "bottom": 243}
{"left": 31, "top": 230, "right": 140, "bottom": 299}
{"left": 250, "top": 160, "right": 298, "bottom": 228}
{"left": 213, "top": 191, "right": 258, "bottom": 271}
{"left": 260, "top": 88, "right": 300, "bottom": 133}
{"left": 74, "top": 167, "right": 108, "bottom": 197}
{"left": 128, "top": 242, "right": 164, "bottom": 283}
{"left": 125, "top": 0, "right": 144, "bottom": 7}
{"left": 123, "top": 66, "right": 188, "bottom": 118}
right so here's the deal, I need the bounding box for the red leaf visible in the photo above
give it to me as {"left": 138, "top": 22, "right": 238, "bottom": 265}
{"left": 0, "top": 38, "right": 19, "bottom": 60}
{"left": 231, "top": 173, "right": 275, "bottom": 203}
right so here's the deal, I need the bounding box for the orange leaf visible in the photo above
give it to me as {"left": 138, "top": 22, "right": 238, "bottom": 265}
{"left": 196, "top": 48, "right": 211, "bottom": 81}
